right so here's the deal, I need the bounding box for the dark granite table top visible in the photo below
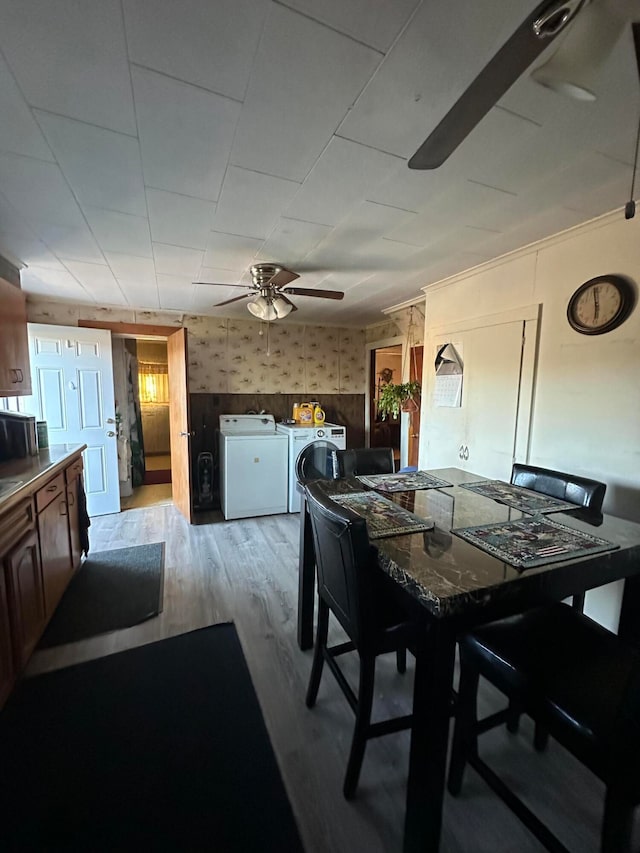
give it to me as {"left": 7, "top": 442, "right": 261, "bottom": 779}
{"left": 312, "top": 468, "right": 640, "bottom": 622}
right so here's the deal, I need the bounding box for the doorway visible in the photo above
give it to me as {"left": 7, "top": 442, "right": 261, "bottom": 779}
{"left": 369, "top": 344, "right": 402, "bottom": 468}
{"left": 113, "top": 337, "right": 173, "bottom": 511}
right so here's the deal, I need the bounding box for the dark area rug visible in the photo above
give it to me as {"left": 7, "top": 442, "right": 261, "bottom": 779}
{"left": 0, "top": 624, "right": 303, "bottom": 852}
{"left": 38, "top": 543, "right": 165, "bottom": 648}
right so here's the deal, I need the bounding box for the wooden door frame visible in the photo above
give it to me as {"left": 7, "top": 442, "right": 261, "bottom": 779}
{"left": 78, "top": 320, "right": 193, "bottom": 520}
{"left": 366, "top": 334, "right": 409, "bottom": 464}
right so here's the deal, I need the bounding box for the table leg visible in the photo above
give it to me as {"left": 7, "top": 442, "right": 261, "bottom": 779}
{"left": 403, "top": 620, "right": 456, "bottom": 853}
{"left": 297, "top": 494, "right": 315, "bottom": 650}
{"left": 619, "top": 573, "right": 640, "bottom": 646}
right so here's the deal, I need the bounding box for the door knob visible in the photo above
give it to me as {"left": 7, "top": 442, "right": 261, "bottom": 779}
{"left": 180, "top": 431, "right": 193, "bottom": 437}
{"left": 106, "top": 417, "right": 115, "bottom": 424}
{"left": 106, "top": 430, "right": 116, "bottom": 437}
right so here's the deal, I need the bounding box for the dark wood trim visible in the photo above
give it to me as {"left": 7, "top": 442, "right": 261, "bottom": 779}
{"left": 78, "top": 320, "right": 179, "bottom": 337}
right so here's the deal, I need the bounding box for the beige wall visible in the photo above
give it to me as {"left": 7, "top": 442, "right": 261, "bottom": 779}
{"left": 26, "top": 301, "right": 367, "bottom": 395}
{"left": 421, "top": 210, "right": 640, "bottom": 630}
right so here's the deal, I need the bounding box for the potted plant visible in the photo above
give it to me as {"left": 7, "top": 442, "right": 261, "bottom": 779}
{"left": 377, "top": 380, "right": 421, "bottom": 420}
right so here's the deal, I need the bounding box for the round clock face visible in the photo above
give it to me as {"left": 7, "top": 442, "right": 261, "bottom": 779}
{"left": 567, "top": 275, "right": 634, "bottom": 335}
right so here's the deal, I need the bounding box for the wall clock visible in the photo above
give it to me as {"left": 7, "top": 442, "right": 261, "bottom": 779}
{"left": 567, "top": 275, "right": 635, "bottom": 335}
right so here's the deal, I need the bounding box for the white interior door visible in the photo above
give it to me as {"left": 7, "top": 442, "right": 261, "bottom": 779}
{"left": 25, "top": 324, "right": 120, "bottom": 516}
{"left": 423, "top": 308, "right": 539, "bottom": 480}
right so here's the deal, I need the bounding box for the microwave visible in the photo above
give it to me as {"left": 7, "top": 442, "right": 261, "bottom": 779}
{"left": 0, "top": 411, "right": 38, "bottom": 461}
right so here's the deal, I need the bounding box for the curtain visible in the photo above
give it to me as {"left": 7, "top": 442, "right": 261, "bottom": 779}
{"left": 138, "top": 362, "right": 170, "bottom": 404}
{"left": 125, "top": 351, "right": 145, "bottom": 487}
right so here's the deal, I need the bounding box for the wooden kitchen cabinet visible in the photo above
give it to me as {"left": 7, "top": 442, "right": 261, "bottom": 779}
{"left": 0, "top": 275, "right": 31, "bottom": 398}
{"left": 0, "top": 566, "right": 15, "bottom": 708}
{"left": 5, "top": 528, "right": 45, "bottom": 670}
{"left": 0, "top": 448, "right": 85, "bottom": 707}
{"left": 38, "top": 490, "right": 73, "bottom": 617}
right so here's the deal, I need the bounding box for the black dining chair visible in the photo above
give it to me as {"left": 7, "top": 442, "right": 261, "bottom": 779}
{"left": 511, "top": 464, "right": 606, "bottom": 612}
{"left": 448, "top": 602, "right": 640, "bottom": 853}
{"left": 304, "top": 482, "right": 416, "bottom": 799}
{"left": 334, "top": 447, "right": 395, "bottom": 479}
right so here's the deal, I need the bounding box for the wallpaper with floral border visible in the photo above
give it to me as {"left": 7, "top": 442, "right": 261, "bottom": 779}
{"left": 26, "top": 300, "right": 367, "bottom": 394}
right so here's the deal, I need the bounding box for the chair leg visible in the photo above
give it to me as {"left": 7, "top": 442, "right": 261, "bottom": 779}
{"left": 533, "top": 722, "right": 549, "bottom": 752}
{"left": 343, "top": 653, "right": 376, "bottom": 800}
{"left": 306, "top": 599, "right": 329, "bottom": 708}
{"left": 396, "top": 647, "right": 407, "bottom": 674}
{"left": 602, "top": 787, "right": 634, "bottom": 853}
{"left": 448, "top": 656, "right": 480, "bottom": 797}
{"left": 506, "top": 700, "right": 521, "bottom": 734}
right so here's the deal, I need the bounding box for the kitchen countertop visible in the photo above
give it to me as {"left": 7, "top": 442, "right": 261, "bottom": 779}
{"left": 0, "top": 445, "right": 86, "bottom": 513}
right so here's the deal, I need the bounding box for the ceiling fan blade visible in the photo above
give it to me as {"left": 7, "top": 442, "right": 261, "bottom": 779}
{"left": 408, "top": 0, "right": 586, "bottom": 169}
{"left": 278, "top": 293, "right": 298, "bottom": 312}
{"left": 283, "top": 287, "right": 344, "bottom": 300}
{"left": 269, "top": 267, "right": 299, "bottom": 288}
{"left": 213, "top": 293, "right": 252, "bottom": 307}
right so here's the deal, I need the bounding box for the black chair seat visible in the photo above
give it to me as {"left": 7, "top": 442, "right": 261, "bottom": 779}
{"left": 450, "top": 603, "right": 640, "bottom": 851}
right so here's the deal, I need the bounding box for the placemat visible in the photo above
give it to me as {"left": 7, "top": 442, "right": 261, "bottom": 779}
{"left": 357, "top": 470, "right": 453, "bottom": 493}
{"left": 460, "top": 480, "right": 576, "bottom": 514}
{"left": 332, "top": 491, "right": 434, "bottom": 539}
{"left": 451, "top": 516, "right": 618, "bottom": 569}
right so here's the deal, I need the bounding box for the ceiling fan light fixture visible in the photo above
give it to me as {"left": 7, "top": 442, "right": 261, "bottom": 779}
{"left": 530, "top": 0, "right": 625, "bottom": 102}
{"left": 272, "top": 295, "right": 293, "bottom": 318}
{"left": 247, "top": 294, "right": 269, "bottom": 319}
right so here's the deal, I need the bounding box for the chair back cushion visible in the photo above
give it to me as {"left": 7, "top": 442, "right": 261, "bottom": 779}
{"left": 511, "top": 463, "right": 606, "bottom": 512}
{"left": 336, "top": 447, "right": 395, "bottom": 479}
{"left": 305, "top": 483, "right": 377, "bottom": 645}
{"left": 295, "top": 440, "right": 339, "bottom": 484}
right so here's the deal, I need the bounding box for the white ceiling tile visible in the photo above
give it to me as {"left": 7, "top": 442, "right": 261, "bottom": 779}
{"left": 0, "top": 228, "right": 63, "bottom": 271}
{"left": 0, "top": 152, "right": 87, "bottom": 228}
{"left": 20, "top": 265, "right": 93, "bottom": 302}
{"left": 61, "top": 259, "right": 128, "bottom": 305}
{"left": 123, "top": 0, "right": 268, "bottom": 100}
{"left": 156, "top": 273, "right": 195, "bottom": 312}
{"left": 337, "top": 0, "right": 533, "bottom": 158}
{"left": 0, "top": 0, "right": 136, "bottom": 134}
{"left": 196, "top": 269, "right": 244, "bottom": 286}
{"left": 258, "top": 219, "right": 332, "bottom": 266}
{"left": 116, "top": 279, "right": 160, "bottom": 310}
{"left": 284, "top": 0, "right": 420, "bottom": 53}
{"left": 83, "top": 207, "right": 152, "bottom": 257}
{"left": 0, "top": 55, "right": 54, "bottom": 161}
{"left": 132, "top": 66, "right": 240, "bottom": 201}
{"left": 34, "top": 222, "right": 104, "bottom": 264}
{"left": 35, "top": 111, "right": 146, "bottom": 217}
{"left": 212, "top": 167, "right": 300, "bottom": 239}
{"left": 104, "top": 252, "right": 156, "bottom": 287}
{"left": 230, "top": 4, "right": 381, "bottom": 181}
{"left": 146, "top": 189, "right": 216, "bottom": 250}
{"left": 285, "top": 136, "right": 404, "bottom": 225}
{"left": 153, "top": 243, "right": 204, "bottom": 278}
{"left": 202, "top": 232, "right": 263, "bottom": 272}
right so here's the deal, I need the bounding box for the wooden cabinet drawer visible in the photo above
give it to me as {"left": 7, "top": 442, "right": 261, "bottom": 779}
{"left": 35, "top": 473, "right": 65, "bottom": 514}
{"left": 65, "top": 456, "right": 84, "bottom": 485}
{"left": 0, "top": 498, "right": 34, "bottom": 555}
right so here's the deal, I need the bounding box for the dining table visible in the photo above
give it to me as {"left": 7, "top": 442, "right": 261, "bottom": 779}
{"left": 297, "top": 467, "right": 640, "bottom": 853}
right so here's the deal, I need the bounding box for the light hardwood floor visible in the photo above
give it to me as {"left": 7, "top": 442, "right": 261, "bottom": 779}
{"left": 25, "top": 503, "right": 634, "bottom": 853}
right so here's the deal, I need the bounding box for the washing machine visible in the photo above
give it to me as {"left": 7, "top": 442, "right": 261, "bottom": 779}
{"left": 219, "top": 414, "right": 288, "bottom": 519}
{"left": 275, "top": 422, "right": 347, "bottom": 512}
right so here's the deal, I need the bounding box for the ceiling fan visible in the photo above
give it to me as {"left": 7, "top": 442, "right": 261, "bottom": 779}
{"left": 409, "top": 0, "right": 639, "bottom": 170}
{"left": 196, "top": 263, "right": 344, "bottom": 321}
